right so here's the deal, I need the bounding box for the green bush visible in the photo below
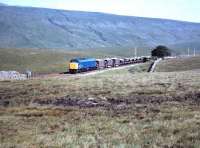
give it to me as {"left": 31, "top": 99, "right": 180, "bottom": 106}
{"left": 151, "top": 45, "right": 171, "bottom": 58}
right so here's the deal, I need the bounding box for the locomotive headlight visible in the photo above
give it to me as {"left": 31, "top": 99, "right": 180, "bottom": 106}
{"left": 69, "top": 62, "right": 79, "bottom": 70}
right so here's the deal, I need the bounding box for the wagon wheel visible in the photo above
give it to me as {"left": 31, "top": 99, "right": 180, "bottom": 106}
{"left": 96, "top": 62, "right": 100, "bottom": 69}
{"left": 104, "top": 60, "right": 108, "bottom": 68}
{"left": 113, "top": 60, "right": 116, "bottom": 67}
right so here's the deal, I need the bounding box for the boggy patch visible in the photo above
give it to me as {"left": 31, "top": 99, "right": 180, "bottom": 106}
{"left": 32, "top": 91, "right": 200, "bottom": 109}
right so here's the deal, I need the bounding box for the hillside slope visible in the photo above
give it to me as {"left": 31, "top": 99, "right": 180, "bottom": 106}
{"left": 0, "top": 3, "right": 7, "bottom": 6}
{"left": 155, "top": 56, "right": 200, "bottom": 72}
{"left": 0, "top": 48, "right": 117, "bottom": 73}
{"left": 0, "top": 5, "right": 200, "bottom": 50}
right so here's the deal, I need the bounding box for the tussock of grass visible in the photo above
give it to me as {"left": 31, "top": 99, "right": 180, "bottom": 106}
{"left": 1, "top": 104, "right": 200, "bottom": 147}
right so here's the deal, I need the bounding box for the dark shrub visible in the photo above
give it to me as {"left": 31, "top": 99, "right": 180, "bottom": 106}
{"left": 151, "top": 45, "right": 171, "bottom": 58}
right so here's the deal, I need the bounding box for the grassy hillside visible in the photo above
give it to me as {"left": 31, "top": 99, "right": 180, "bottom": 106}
{"left": 0, "top": 5, "right": 200, "bottom": 50}
{"left": 155, "top": 56, "right": 200, "bottom": 72}
{"left": 0, "top": 48, "right": 85, "bottom": 73}
{"left": 0, "top": 63, "right": 200, "bottom": 147}
{"left": 0, "top": 47, "right": 151, "bottom": 73}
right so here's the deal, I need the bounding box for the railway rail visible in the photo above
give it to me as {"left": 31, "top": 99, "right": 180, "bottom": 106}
{"left": 34, "top": 62, "right": 146, "bottom": 79}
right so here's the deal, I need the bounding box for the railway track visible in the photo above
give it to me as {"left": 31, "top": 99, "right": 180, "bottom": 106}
{"left": 34, "top": 63, "right": 144, "bottom": 79}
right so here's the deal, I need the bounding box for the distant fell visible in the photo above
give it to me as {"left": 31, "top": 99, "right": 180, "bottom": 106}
{"left": 0, "top": 5, "right": 200, "bottom": 50}
{"left": 0, "top": 3, "right": 7, "bottom": 6}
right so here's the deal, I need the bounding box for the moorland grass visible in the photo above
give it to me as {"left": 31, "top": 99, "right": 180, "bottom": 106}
{"left": 155, "top": 56, "right": 200, "bottom": 72}
{"left": 0, "top": 60, "right": 200, "bottom": 147}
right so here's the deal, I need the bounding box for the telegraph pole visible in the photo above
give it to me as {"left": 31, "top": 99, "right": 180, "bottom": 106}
{"left": 188, "top": 48, "right": 190, "bottom": 56}
{"left": 134, "top": 47, "right": 137, "bottom": 57}
{"left": 193, "top": 48, "right": 196, "bottom": 56}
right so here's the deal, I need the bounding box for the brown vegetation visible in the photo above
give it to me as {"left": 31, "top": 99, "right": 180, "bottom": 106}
{"left": 0, "top": 60, "right": 200, "bottom": 147}
{"left": 156, "top": 56, "right": 200, "bottom": 72}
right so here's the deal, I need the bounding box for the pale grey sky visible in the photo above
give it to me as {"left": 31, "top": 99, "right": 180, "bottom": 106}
{"left": 1, "top": 0, "right": 200, "bottom": 22}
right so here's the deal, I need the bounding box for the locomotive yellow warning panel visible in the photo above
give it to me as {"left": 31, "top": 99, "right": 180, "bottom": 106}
{"left": 69, "top": 62, "right": 78, "bottom": 70}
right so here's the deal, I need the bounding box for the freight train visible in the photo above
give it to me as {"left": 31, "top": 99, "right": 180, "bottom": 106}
{"left": 69, "top": 56, "right": 151, "bottom": 73}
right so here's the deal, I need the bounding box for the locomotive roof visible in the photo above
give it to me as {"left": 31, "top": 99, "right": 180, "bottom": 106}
{"left": 70, "top": 58, "right": 96, "bottom": 62}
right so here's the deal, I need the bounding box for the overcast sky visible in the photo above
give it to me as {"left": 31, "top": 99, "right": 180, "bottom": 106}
{"left": 1, "top": 0, "right": 200, "bottom": 23}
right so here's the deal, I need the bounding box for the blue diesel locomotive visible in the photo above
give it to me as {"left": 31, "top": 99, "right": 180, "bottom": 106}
{"left": 69, "top": 58, "right": 97, "bottom": 73}
{"left": 69, "top": 56, "right": 151, "bottom": 74}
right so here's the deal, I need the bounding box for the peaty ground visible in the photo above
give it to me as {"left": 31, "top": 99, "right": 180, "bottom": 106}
{"left": 0, "top": 59, "right": 200, "bottom": 147}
